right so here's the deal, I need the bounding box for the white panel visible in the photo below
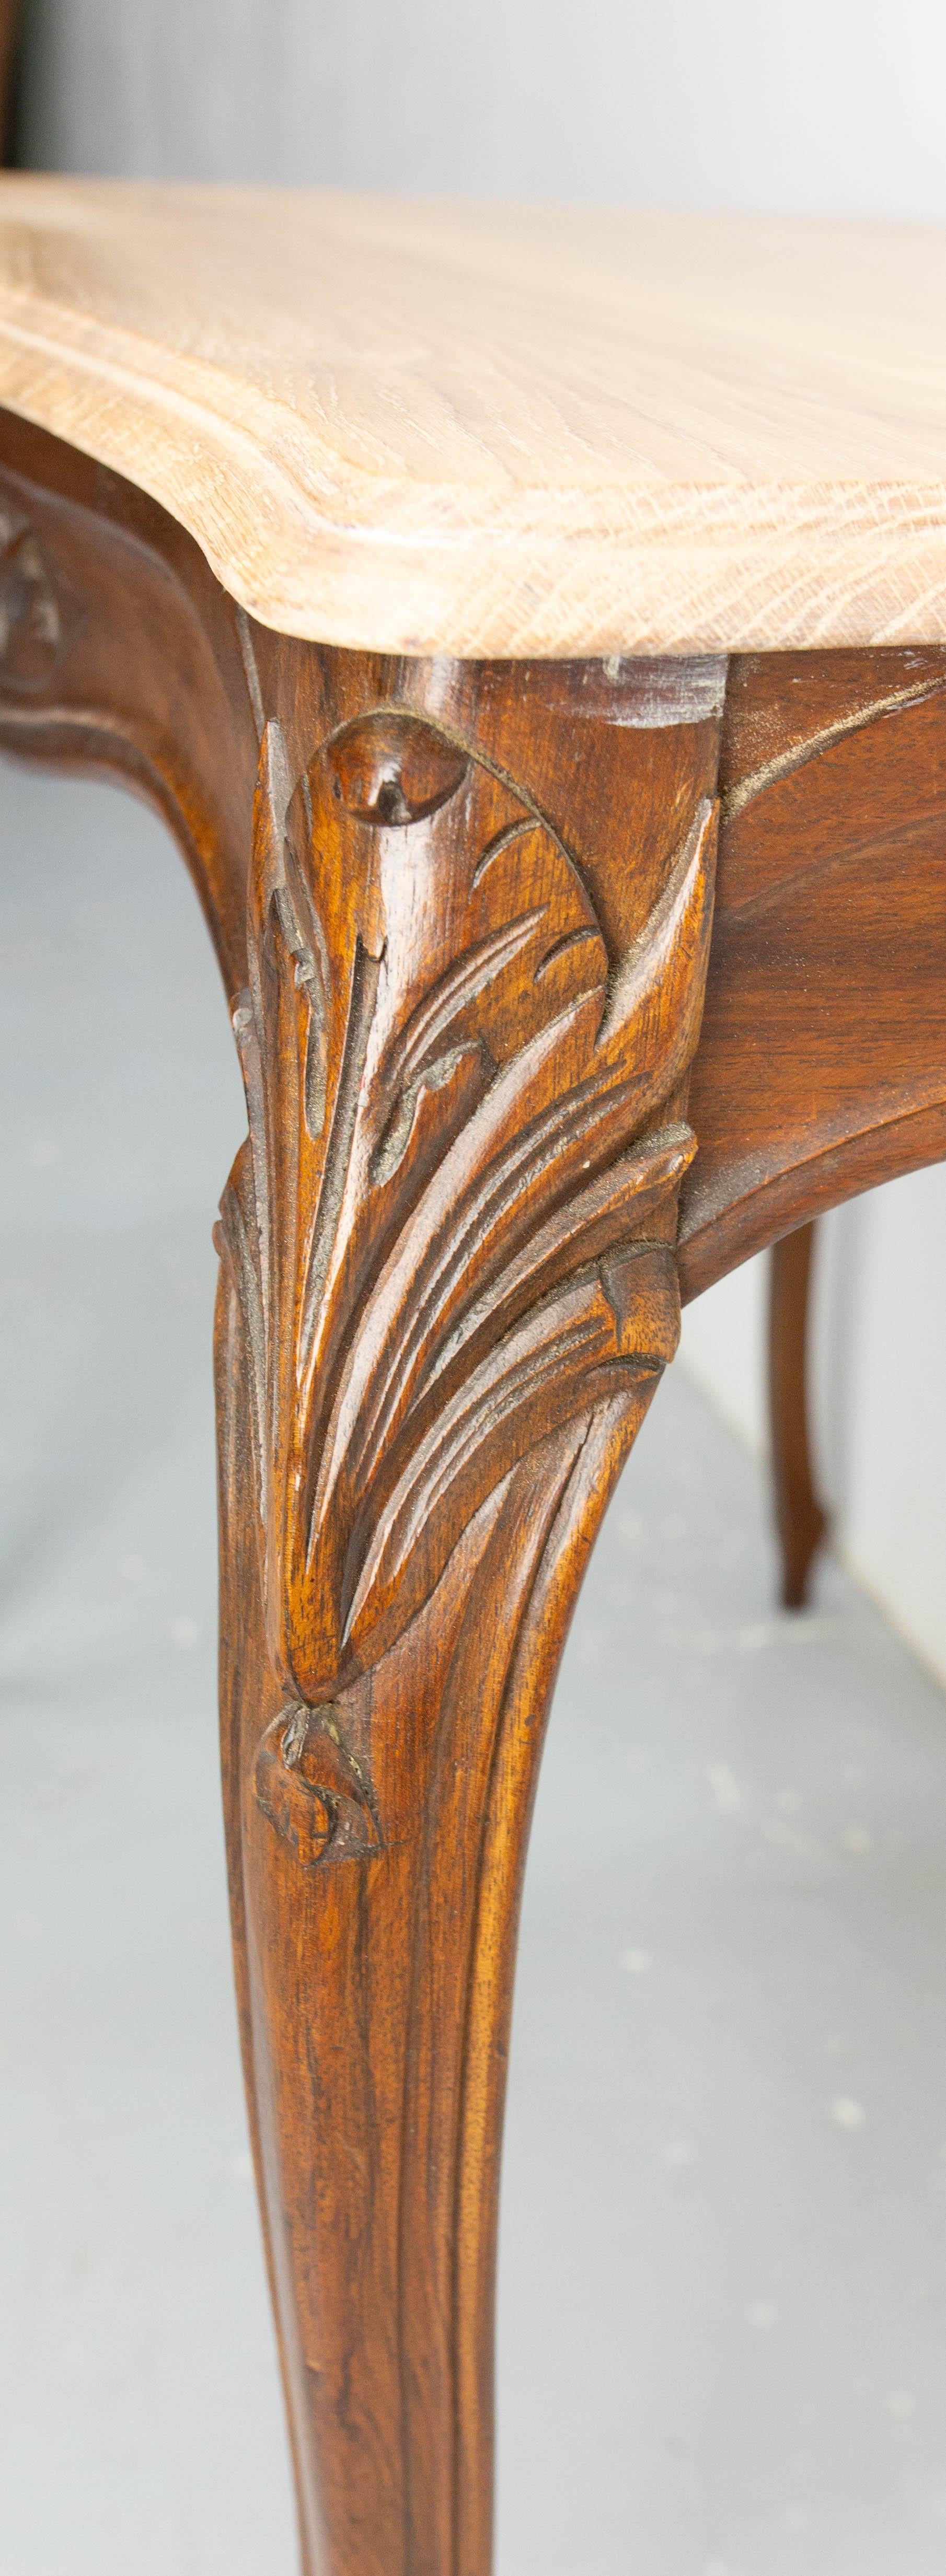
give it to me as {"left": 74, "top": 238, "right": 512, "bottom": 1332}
{"left": 678, "top": 1253, "right": 767, "bottom": 1456}
{"left": 826, "top": 1165, "right": 946, "bottom": 1682}
{"left": 17, "top": 0, "right": 946, "bottom": 219}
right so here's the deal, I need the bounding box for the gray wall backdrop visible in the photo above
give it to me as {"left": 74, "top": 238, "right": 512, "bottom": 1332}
{"left": 17, "top": 0, "right": 946, "bottom": 218}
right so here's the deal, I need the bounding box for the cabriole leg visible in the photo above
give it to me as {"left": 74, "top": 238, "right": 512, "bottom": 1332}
{"left": 213, "top": 649, "right": 725, "bottom": 2576}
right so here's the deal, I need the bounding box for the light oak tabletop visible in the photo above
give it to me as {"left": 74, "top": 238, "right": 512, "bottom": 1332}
{"left": 1, "top": 177, "right": 945, "bottom": 658}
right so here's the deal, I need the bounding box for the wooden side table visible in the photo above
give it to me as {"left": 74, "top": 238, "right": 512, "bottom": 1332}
{"left": 1, "top": 182, "right": 944, "bottom": 2575}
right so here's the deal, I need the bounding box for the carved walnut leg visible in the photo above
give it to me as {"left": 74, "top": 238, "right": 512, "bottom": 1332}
{"left": 212, "top": 650, "right": 725, "bottom": 2575}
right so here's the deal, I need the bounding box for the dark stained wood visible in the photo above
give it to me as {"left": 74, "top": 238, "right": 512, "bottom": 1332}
{"left": 1, "top": 413, "right": 945, "bottom": 2571}
{"left": 768, "top": 1222, "right": 827, "bottom": 1608}
{"left": 0, "top": 1, "right": 20, "bottom": 166}
{"left": 212, "top": 653, "right": 721, "bottom": 2576}
{"left": 0, "top": 407, "right": 258, "bottom": 988}
{"left": 679, "top": 648, "right": 946, "bottom": 1298}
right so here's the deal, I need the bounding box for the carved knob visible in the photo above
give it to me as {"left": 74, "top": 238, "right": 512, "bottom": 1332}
{"left": 0, "top": 526, "right": 64, "bottom": 690}
{"left": 326, "top": 712, "right": 468, "bottom": 827}
{"left": 253, "top": 1702, "right": 380, "bottom": 1868}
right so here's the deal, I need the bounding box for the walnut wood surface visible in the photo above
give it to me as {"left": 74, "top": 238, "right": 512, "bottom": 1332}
{"left": 679, "top": 647, "right": 946, "bottom": 1294}
{"left": 0, "top": 2, "right": 19, "bottom": 164}
{"left": 212, "top": 656, "right": 718, "bottom": 2576}
{"left": 768, "top": 1223, "right": 827, "bottom": 1609}
{"left": 3, "top": 184, "right": 946, "bottom": 654}
{"left": 1, "top": 412, "right": 945, "bottom": 2571}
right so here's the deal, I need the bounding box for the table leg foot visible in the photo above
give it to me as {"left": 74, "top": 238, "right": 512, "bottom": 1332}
{"left": 768, "top": 1221, "right": 827, "bottom": 1609}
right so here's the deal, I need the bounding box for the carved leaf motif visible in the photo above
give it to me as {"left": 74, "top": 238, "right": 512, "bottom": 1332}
{"left": 217, "top": 706, "right": 717, "bottom": 1762}
{"left": 252, "top": 1702, "right": 381, "bottom": 1867}
{"left": 369, "top": 907, "right": 547, "bottom": 1185}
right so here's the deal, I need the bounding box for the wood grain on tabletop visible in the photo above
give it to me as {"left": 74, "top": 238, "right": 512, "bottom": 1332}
{"left": 0, "top": 181, "right": 945, "bottom": 653}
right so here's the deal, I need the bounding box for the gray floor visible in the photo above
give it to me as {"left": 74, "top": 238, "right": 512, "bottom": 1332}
{"left": 2, "top": 765, "right": 946, "bottom": 2575}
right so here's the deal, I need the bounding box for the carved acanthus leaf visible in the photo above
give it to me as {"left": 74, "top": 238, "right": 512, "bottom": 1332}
{"left": 216, "top": 704, "right": 717, "bottom": 1852}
